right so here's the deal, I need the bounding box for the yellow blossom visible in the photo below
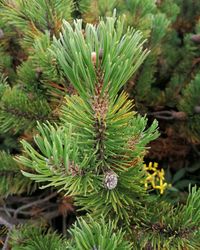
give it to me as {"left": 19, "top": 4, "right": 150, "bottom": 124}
{"left": 143, "top": 162, "right": 169, "bottom": 195}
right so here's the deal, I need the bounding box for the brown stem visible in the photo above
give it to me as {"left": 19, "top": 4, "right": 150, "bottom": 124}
{"left": 62, "top": 215, "right": 67, "bottom": 236}
{"left": 2, "top": 229, "right": 11, "bottom": 250}
{"left": 148, "top": 110, "right": 187, "bottom": 120}
{"left": 92, "top": 67, "right": 108, "bottom": 168}
{"left": 94, "top": 119, "right": 106, "bottom": 162}
{"left": 13, "top": 192, "right": 57, "bottom": 219}
{"left": 0, "top": 208, "right": 34, "bottom": 216}
{"left": 42, "top": 210, "right": 60, "bottom": 220}
{"left": 0, "top": 215, "right": 14, "bottom": 229}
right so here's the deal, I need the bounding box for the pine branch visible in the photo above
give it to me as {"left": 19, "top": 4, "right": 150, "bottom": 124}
{"left": 66, "top": 216, "right": 132, "bottom": 250}
{"left": 1, "top": 105, "right": 49, "bottom": 122}
{"left": 13, "top": 191, "right": 57, "bottom": 219}
{"left": 0, "top": 87, "right": 52, "bottom": 133}
{"left": 134, "top": 186, "right": 200, "bottom": 249}
{"left": 148, "top": 110, "right": 187, "bottom": 120}
{"left": 17, "top": 16, "right": 159, "bottom": 228}
{"left": 92, "top": 66, "right": 108, "bottom": 168}
{"left": 0, "top": 0, "right": 73, "bottom": 47}
{"left": 0, "top": 151, "right": 36, "bottom": 196}
{"left": 9, "top": 224, "right": 67, "bottom": 250}
{"left": 0, "top": 215, "right": 14, "bottom": 229}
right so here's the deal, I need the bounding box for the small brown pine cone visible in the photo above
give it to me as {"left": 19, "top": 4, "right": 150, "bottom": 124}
{"left": 104, "top": 171, "right": 118, "bottom": 190}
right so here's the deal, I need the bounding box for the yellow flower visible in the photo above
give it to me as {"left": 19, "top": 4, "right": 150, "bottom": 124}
{"left": 143, "top": 162, "right": 169, "bottom": 195}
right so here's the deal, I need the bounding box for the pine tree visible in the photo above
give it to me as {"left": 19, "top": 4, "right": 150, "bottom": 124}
{"left": 0, "top": 0, "right": 74, "bottom": 196}
{"left": 17, "top": 15, "right": 158, "bottom": 226}
{"left": 0, "top": 0, "right": 74, "bottom": 247}
{"left": 0, "top": 0, "right": 199, "bottom": 249}
{"left": 79, "top": 0, "right": 200, "bottom": 199}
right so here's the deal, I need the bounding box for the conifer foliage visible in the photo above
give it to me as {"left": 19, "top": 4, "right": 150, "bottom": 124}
{"left": 18, "top": 15, "right": 159, "bottom": 227}
{"left": 0, "top": 0, "right": 200, "bottom": 249}
{"left": 17, "top": 15, "right": 200, "bottom": 249}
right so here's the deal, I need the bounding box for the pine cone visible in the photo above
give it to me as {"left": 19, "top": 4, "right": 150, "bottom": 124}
{"left": 104, "top": 171, "right": 118, "bottom": 190}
